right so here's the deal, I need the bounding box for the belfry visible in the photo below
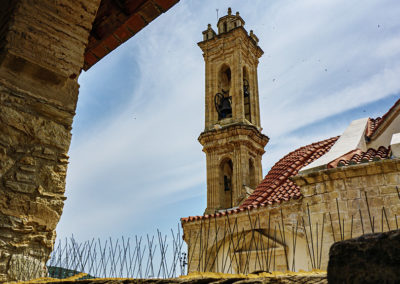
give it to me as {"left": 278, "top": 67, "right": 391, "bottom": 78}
{"left": 198, "top": 8, "right": 269, "bottom": 214}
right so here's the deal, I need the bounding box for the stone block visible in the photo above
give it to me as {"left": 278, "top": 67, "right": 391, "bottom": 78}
{"left": 346, "top": 189, "right": 361, "bottom": 200}
{"left": 348, "top": 199, "right": 366, "bottom": 211}
{"left": 19, "top": 165, "right": 36, "bottom": 173}
{"left": 391, "top": 206, "right": 400, "bottom": 215}
{"left": 382, "top": 161, "right": 397, "bottom": 173}
{"left": 292, "top": 176, "right": 306, "bottom": 186}
{"left": 368, "top": 197, "right": 384, "bottom": 208}
{"left": 304, "top": 175, "right": 317, "bottom": 184}
{"left": 310, "top": 194, "right": 323, "bottom": 204}
{"left": 302, "top": 185, "right": 316, "bottom": 196}
{"left": 28, "top": 201, "right": 60, "bottom": 231}
{"left": 344, "top": 177, "right": 361, "bottom": 189}
{"left": 383, "top": 196, "right": 400, "bottom": 207}
{"left": 308, "top": 203, "right": 323, "bottom": 214}
{"left": 364, "top": 174, "right": 385, "bottom": 187}
{"left": 328, "top": 230, "right": 400, "bottom": 284}
{"left": 384, "top": 172, "right": 400, "bottom": 185}
{"left": 379, "top": 185, "right": 398, "bottom": 196}
{"left": 322, "top": 173, "right": 330, "bottom": 181}
{"left": 315, "top": 182, "right": 326, "bottom": 194}
{"left": 366, "top": 164, "right": 383, "bottom": 175}
{"left": 332, "top": 179, "right": 345, "bottom": 191}
{"left": 344, "top": 166, "right": 367, "bottom": 178}
{"left": 325, "top": 190, "right": 339, "bottom": 201}
{"left": 7, "top": 254, "right": 46, "bottom": 281}
{"left": 5, "top": 181, "right": 36, "bottom": 194}
{"left": 328, "top": 169, "right": 346, "bottom": 180}
{"left": 364, "top": 186, "right": 379, "bottom": 197}
{"left": 15, "top": 172, "right": 34, "bottom": 183}
{"left": 19, "top": 157, "right": 35, "bottom": 166}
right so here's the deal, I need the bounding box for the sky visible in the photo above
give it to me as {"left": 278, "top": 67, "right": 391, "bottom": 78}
{"left": 56, "top": 0, "right": 400, "bottom": 242}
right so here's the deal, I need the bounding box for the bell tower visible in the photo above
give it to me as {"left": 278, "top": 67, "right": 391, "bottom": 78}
{"left": 198, "top": 8, "right": 269, "bottom": 214}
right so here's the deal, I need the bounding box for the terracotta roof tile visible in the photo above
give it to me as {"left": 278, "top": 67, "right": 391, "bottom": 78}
{"left": 366, "top": 117, "right": 382, "bottom": 137}
{"left": 331, "top": 146, "right": 391, "bottom": 168}
{"left": 240, "top": 136, "right": 339, "bottom": 208}
{"left": 366, "top": 98, "right": 400, "bottom": 138}
{"left": 181, "top": 136, "right": 339, "bottom": 223}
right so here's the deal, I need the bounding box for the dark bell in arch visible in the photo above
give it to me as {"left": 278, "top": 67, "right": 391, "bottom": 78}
{"left": 243, "top": 79, "right": 250, "bottom": 97}
{"left": 214, "top": 91, "right": 232, "bottom": 119}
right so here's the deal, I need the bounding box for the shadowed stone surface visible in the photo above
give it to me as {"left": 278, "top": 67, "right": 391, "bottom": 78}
{"left": 0, "top": 0, "right": 100, "bottom": 281}
{"left": 18, "top": 274, "right": 327, "bottom": 284}
{"left": 328, "top": 229, "right": 400, "bottom": 284}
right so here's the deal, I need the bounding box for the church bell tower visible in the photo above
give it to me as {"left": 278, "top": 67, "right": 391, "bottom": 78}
{"left": 198, "top": 8, "right": 269, "bottom": 214}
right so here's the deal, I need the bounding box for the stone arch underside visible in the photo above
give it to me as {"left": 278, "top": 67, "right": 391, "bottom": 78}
{"left": 198, "top": 229, "right": 288, "bottom": 274}
{"left": 185, "top": 218, "right": 312, "bottom": 275}
{"left": 0, "top": 0, "right": 180, "bottom": 281}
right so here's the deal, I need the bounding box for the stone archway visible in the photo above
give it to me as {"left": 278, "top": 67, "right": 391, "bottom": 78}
{"left": 0, "top": 0, "right": 179, "bottom": 281}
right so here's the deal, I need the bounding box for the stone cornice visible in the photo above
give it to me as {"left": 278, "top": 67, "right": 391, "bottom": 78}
{"left": 291, "top": 158, "right": 400, "bottom": 186}
{"left": 198, "top": 124, "right": 269, "bottom": 153}
{"left": 198, "top": 27, "right": 263, "bottom": 59}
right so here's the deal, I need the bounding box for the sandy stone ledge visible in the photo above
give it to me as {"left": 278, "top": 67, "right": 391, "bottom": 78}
{"left": 7, "top": 271, "right": 327, "bottom": 284}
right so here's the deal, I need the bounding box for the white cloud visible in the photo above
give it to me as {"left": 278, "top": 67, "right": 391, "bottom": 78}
{"left": 57, "top": 0, "right": 400, "bottom": 240}
{"left": 376, "top": 36, "right": 400, "bottom": 58}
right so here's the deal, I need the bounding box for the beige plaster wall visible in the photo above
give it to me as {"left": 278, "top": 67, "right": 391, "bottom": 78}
{"left": 369, "top": 114, "right": 400, "bottom": 150}
{"left": 183, "top": 159, "right": 400, "bottom": 273}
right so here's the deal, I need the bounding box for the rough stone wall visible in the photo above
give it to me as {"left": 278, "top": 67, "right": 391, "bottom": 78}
{"left": 293, "top": 158, "right": 400, "bottom": 269}
{"left": 0, "top": 0, "right": 100, "bottom": 281}
{"left": 328, "top": 230, "right": 400, "bottom": 284}
{"left": 199, "top": 126, "right": 268, "bottom": 214}
{"left": 183, "top": 159, "right": 400, "bottom": 274}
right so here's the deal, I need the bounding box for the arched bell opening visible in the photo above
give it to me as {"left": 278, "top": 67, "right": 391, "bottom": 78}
{"left": 249, "top": 158, "right": 256, "bottom": 189}
{"left": 243, "top": 66, "right": 251, "bottom": 122}
{"left": 219, "top": 158, "right": 233, "bottom": 209}
{"left": 215, "top": 64, "right": 232, "bottom": 120}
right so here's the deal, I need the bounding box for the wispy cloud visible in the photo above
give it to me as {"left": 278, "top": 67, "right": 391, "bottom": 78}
{"left": 57, "top": 0, "right": 400, "bottom": 240}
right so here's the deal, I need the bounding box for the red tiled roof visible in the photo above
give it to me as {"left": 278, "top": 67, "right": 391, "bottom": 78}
{"left": 329, "top": 146, "right": 391, "bottom": 168}
{"left": 181, "top": 136, "right": 339, "bottom": 223}
{"left": 240, "top": 136, "right": 339, "bottom": 207}
{"left": 366, "top": 117, "right": 382, "bottom": 137}
{"left": 84, "top": 0, "right": 180, "bottom": 70}
{"left": 366, "top": 98, "right": 400, "bottom": 138}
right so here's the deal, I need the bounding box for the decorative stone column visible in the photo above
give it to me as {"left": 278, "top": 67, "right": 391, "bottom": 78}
{"left": 0, "top": 0, "right": 100, "bottom": 281}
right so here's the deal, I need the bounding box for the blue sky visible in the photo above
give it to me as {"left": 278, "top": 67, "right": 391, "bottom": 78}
{"left": 56, "top": 0, "right": 400, "bottom": 241}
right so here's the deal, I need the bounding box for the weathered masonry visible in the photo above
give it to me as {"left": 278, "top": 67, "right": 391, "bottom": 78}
{"left": 182, "top": 8, "right": 400, "bottom": 274}
{"left": 0, "top": 0, "right": 179, "bottom": 281}
{"left": 198, "top": 8, "right": 269, "bottom": 215}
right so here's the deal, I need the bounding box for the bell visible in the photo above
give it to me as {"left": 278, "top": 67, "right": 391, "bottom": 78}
{"left": 219, "top": 97, "right": 232, "bottom": 118}
{"left": 224, "top": 175, "right": 231, "bottom": 191}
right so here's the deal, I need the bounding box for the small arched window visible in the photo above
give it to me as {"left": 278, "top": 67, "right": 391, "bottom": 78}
{"left": 243, "top": 67, "right": 251, "bottom": 122}
{"left": 249, "top": 159, "right": 256, "bottom": 189}
{"left": 220, "top": 159, "right": 233, "bottom": 209}
{"left": 215, "top": 65, "right": 232, "bottom": 120}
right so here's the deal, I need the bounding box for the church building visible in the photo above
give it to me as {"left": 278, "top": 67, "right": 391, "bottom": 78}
{"left": 181, "top": 8, "right": 400, "bottom": 273}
